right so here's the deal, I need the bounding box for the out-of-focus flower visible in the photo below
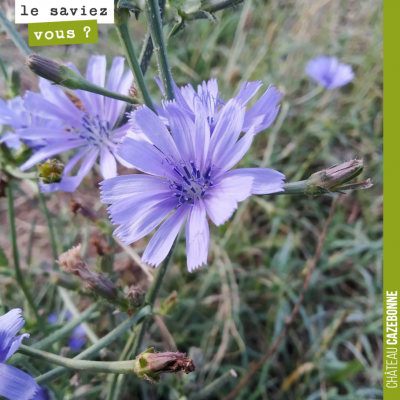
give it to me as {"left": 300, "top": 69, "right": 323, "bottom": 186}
{"left": 19, "top": 55, "right": 134, "bottom": 193}
{"left": 101, "top": 91, "right": 285, "bottom": 271}
{"left": 305, "top": 56, "right": 354, "bottom": 89}
{"left": 47, "top": 312, "right": 87, "bottom": 351}
{"left": 0, "top": 96, "right": 59, "bottom": 151}
{"left": 133, "top": 347, "right": 195, "bottom": 383}
{"left": 152, "top": 78, "right": 281, "bottom": 134}
{"left": 0, "top": 309, "right": 40, "bottom": 400}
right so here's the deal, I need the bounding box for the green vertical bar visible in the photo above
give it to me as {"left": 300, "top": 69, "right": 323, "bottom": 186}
{"left": 384, "top": 1, "right": 400, "bottom": 398}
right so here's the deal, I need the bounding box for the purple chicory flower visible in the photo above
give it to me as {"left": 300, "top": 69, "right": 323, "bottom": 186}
{"left": 19, "top": 55, "right": 134, "bottom": 193}
{"left": 47, "top": 312, "right": 87, "bottom": 350}
{"left": 151, "top": 78, "right": 282, "bottom": 135}
{"left": 101, "top": 87, "right": 285, "bottom": 271}
{"left": 0, "top": 309, "right": 40, "bottom": 400}
{"left": 31, "top": 387, "right": 50, "bottom": 400}
{"left": 305, "top": 56, "right": 354, "bottom": 89}
{"left": 0, "top": 96, "right": 60, "bottom": 151}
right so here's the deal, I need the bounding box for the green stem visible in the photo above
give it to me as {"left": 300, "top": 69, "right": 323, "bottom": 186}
{"left": 38, "top": 188, "right": 99, "bottom": 343}
{"left": 109, "top": 237, "right": 179, "bottom": 399}
{"left": 34, "top": 305, "right": 151, "bottom": 385}
{"left": 37, "top": 189, "right": 58, "bottom": 262}
{"left": 58, "top": 287, "right": 99, "bottom": 344}
{"left": 19, "top": 344, "right": 136, "bottom": 374}
{"left": 144, "top": 0, "right": 175, "bottom": 100}
{"left": 115, "top": 8, "right": 156, "bottom": 112}
{"left": 0, "top": 7, "right": 31, "bottom": 57}
{"left": 105, "top": 330, "right": 136, "bottom": 400}
{"left": 280, "top": 181, "right": 308, "bottom": 195}
{"left": 203, "top": 0, "right": 245, "bottom": 13}
{"left": 139, "top": 0, "right": 166, "bottom": 75}
{"left": 9, "top": 303, "right": 98, "bottom": 366}
{"left": 79, "top": 78, "right": 140, "bottom": 105}
{"left": 7, "top": 180, "right": 41, "bottom": 322}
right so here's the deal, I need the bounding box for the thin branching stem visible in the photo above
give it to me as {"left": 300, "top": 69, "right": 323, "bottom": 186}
{"left": 10, "top": 303, "right": 98, "bottom": 366}
{"left": 34, "top": 305, "right": 151, "bottom": 385}
{"left": 108, "top": 237, "right": 180, "bottom": 399}
{"left": 37, "top": 189, "right": 58, "bottom": 263}
{"left": 139, "top": 0, "right": 166, "bottom": 75}
{"left": 144, "top": 0, "right": 175, "bottom": 100}
{"left": 7, "top": 180, "right": 41, "bottom": 322}
{"left": 203, "top": 0, "right": 245, "bottom": 13}
{"left": 115, "top": 8, "right": 156, "bottom": 112}
{"left": 38, "top": 189, "right": 100, "bottom": 343}
{"left": 19, "top": 344, "right": 137, "bottom": 374}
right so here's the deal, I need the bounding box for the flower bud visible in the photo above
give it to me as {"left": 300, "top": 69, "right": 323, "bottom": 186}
{"left": 305, "top": 159, "right": 372, "bottom": 196}
{"left": 27, "top": 54, "right": 83, "bottom": 90}
{"left": 126, "top": 285, "right": 145, "bottom": 308}
{"left": 38, "top": 159, "right": 64, "bottom": 184}
{"left": 133, "top": 348, "right": 195, "bottom": 383}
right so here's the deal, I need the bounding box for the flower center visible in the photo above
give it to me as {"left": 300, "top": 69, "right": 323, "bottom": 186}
{"left": 80, "top": 115, "right": 112, "bottom": 147}
{"left": 167, "top": 160, "right": 214, "bottom": 205}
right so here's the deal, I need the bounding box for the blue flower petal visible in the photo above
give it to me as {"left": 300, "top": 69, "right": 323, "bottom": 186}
{"left": 0, "top": 363, "right": 39, "bottom": 400}
{"left": 0, "top": 309, "right": 25, "bottom": 353}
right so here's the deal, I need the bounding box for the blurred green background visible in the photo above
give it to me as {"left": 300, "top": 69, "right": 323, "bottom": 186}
{"left": 0, "top": 0, "right": 383, "bottom": 399}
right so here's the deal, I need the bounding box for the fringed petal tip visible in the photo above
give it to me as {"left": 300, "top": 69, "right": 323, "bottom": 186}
{"left": 187, "top": 261, "right": 207, "bottom": 273}
{"left": 141, "top": 258, "right": 159, "bottom": 268}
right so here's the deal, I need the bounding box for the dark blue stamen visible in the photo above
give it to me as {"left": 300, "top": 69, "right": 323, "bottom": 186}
{"left": 173, "top": 168, "right": 184, "bottom": 178}
{"left": 183, "top": 176, "right": 192, "bottom": 186}
{"left": 183, "top": 166, "right": 191, "bottom": 179}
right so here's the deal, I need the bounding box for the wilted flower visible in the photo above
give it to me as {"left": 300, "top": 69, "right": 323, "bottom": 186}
{"left": 153, "top": 78, "right": 281, "bottom": 134}
{"left": 0, "top": 309, "right": 40, "bottom": 400}
{"left": 58, "top": 245, "right": 138, "bottom": 312}
{"left": 305, "top": 56, "right": 354, "bottom": 89}
{"left": 101, "top": 90, "right": 285, "bottom": 271}
{"left": 57, "top": 244, "right": 118, "bottom": 302}
{"left": 133, "top": 347, "right": 195, "bottom": 383}
{"left": 19, "top": 55, "right": 134, "bottom": 193}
